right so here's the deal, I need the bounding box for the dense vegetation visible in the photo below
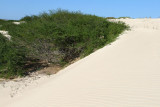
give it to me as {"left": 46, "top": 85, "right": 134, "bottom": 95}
{"left": 0, "top": 34, "right": 27, "bottom": 78}
{"left": 0, "top": 10, "right": 128, "bottom": 78}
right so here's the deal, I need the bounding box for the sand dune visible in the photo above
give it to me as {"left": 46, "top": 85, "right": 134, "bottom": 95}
{"left": 1, "top": 19, "right": 160, "bottom": 107}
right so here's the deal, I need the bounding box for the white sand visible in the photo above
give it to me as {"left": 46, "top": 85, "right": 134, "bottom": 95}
{"left": 13, "top": 22, "right": 21, "bottom": 25}
{"left": 13, "top": 21, "right": 25, "bottom": 25}
{"left": 1, "top": 19, "right": 160, "bottom": 107}
{"left": 0, "top": 30, "right": 11, "bottom": 40}
{"left": 0, "top": 21, "right": 25, "bottom": 40}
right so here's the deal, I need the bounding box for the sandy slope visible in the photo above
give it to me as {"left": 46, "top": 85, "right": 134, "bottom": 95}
{"left": 1, "top": 19, "right": 160, "bottom": 107}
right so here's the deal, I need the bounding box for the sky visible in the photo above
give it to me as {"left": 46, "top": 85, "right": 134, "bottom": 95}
{"left": 0, "top": 0, "right": 160, "bottom": 20}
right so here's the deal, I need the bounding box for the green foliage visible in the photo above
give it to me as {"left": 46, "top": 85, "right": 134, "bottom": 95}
{"left": 21, "top": 15, "right": 39, "bottom": 22}
{"left": 0, "top": 19, "right": 16, "bottom": 27}
{"left": 0, "top": 34, "right": 27, "bottom": 78}
{"left": 0, "top": 9, "right": 128, "bottom": 78}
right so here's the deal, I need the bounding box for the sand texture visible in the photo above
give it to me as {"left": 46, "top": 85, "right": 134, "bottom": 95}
{"left": 0, "top": 19, "right": 160, "bottom": 107}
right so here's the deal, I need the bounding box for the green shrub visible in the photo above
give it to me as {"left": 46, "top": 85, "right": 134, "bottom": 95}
{"left": 0, "top": 34, "right": 27, "bottom": 78}
{"left": 0, "top": 9, "right": 128, "bottom": 78}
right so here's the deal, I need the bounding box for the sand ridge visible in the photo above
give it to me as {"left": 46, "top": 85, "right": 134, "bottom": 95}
{"left": 0, "top": 18, "right": 160, "bottom": 107}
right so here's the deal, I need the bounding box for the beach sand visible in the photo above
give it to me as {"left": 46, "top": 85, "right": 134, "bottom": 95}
{"left": 0, "top": 19, "right": 160, "bottom": 107}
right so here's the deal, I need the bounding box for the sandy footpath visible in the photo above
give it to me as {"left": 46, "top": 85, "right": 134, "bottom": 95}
{"left": 0, "top": 19, "right": 160, "bottom": 107}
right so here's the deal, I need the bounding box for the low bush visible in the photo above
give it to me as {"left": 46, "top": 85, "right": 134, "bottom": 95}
{"left": 0, "top": 9, "right": 128, "bottom": 78}
{"left": 0, "top": 34, "right": 27, "bottom": 78}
